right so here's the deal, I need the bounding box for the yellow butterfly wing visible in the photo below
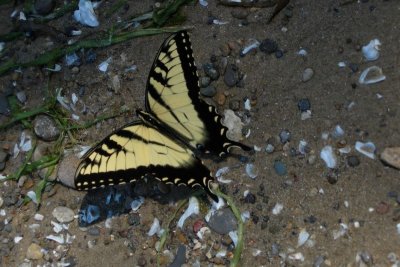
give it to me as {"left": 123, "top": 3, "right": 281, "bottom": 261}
{"left": 145, "top": 31, "right": 251, "bottom": 156}
{"left": 74, "top": 121, "right": 217, "bottom": 201}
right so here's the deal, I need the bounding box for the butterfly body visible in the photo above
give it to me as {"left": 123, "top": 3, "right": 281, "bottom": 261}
{"left": 73, "top": 31, "right": 251, "bottom": 201}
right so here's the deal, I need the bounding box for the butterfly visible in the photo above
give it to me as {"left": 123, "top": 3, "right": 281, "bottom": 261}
{"left": 73, "top": 31, "right": 251, "bottom": 202}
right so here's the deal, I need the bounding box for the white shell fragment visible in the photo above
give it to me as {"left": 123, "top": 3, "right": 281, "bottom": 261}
{"left": 355, "top": 141, "right": 376, "bottom": 159}
{"left": 44, "top": 64, "right": 62, "bottom": 72}
{"left": 177, "top": 197, "right": 199, "bottom": 228}
{"left": 199, "top": 0, "right": 208, "bottom": 7}
{"left": 216, "top": 166, "right": 232, "bottom": 184}
{"left": 244, "top": 98, "right": 251, "bottom": 111}
{"left": 228, "top": 230, "right": 238, "bottom": 247}
{"left": 298, "top": 139, "right": 308, "bottom": 155}
{"left": 147, "top": 218, "right": 161, "bottom": 237}
{"left": 73, "top": 0, "right": 99, "bottom": 27}
{"left": 288, "top": 252, "right": 305, "bottom": 262}
{"left": 272, "top": 203, "right": 283, "bottom": 215}
{"left": 362, "top": 39, "right": 381, "bottom": 61}
{"left": 320, "top": 145, "right": 337, "bottom": 168}
{"left": 297, "top": 228, "right": 310, "bottom": 247}
{"left": 98, "top": 57, "right": 112, "bottom": 72}
{"left": 297, "top": 49, "right": 307, "bottom": 56}
{"left": 245, "top": 163, "right": 258, "bottom": 179}
{"left": 130, "top": 196, "right": 145, "bottom": 211}
{"left": 359, "top": 66, "right": 386, "bottom": 85}
{"left": 46, "top": 234, "right": 65, "bottom": 244}
{"left": 27, "top": 191, "right": 38, "bottom": 204}
{"left": 332, "top": 125, "right": 345, "bottom": 138}
{"left": 14, "top": 236, "right": 23, "bottom": 243}
{"left": 241, "top": 40, "right": 260, "bottom": 56}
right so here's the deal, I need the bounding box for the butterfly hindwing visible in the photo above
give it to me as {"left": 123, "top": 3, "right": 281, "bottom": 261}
{"left": 146, "top": 31, "right": 251, "bottom": 156}
{"left": 75, "top": 121, "right": 217, "bottom": 201}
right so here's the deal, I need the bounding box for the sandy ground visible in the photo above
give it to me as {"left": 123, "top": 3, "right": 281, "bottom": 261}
{"left": 0, "top": 0, "right": 399, "bottom": 266}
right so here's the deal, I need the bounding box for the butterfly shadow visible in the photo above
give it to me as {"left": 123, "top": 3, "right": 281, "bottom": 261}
{"left": 77, "top": 176, "right": 209, "bottom": 227}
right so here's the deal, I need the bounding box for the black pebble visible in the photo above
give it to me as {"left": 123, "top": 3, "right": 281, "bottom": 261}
{"left": 244, "top": 192, "right": 256, "bottom": 204}
{"left": 348, "top": 63, "right": 359, "bottom": 73}
{"left": 347, "top": 155, "right": 360, "bottom": 167}
{"left": 275, "top": 50, "right": 284, "bottom": 58}
{"left": 279, "top": 129, "right": 291, "bottom": 143}
{"left": 203, "top": 63, "right": 220, "bottom": 80}
{"left": 85, "top": 49, "right": 97, "bottom": 64}
{"left": 298, "top": 98, "right": 311, "bottom": 112}
{"left": 259, "top": 38, "right": 278, "bottom": 54}
{"left": 127, "top": 213, "right": 141, "bottom": 226}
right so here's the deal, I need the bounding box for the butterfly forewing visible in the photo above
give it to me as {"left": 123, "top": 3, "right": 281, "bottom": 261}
{"left": 146, "top": 31, "right": 251, "bottom": 155}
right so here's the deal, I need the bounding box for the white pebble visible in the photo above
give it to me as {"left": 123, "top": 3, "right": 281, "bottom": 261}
{"left": 355, "top": 141, "right": 376, "bottom": 159}
{"left": 320, "top": 145, "right": 337, "bottom": 168}
{"left": 272, "top": 203, "right": 283, "bottom": 215}
{"left": 177, "top": 197, "right": 199, "bottom": 228}
{"left": 362, "top": 39, "right": 381, "bottom": 61}
{"left": 297, "top": 228, "right": 310, "bottom": 247}
{"left": 52, "top": 206, "right": 75, "bottom": 223}
{"left": 34, "top": 213, "right": 44, "bottom": 221}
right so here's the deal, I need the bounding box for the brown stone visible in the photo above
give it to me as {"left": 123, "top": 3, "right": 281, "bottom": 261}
{"left": 381, "top": 147, "right": 400, "bottom": 169}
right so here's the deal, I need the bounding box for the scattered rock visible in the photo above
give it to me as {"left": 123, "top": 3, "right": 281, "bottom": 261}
{"left": 16, "top": 91, "right": 27, "bottom": 103}
{"left": 52, "top": 206, "right": 75, "bottom": 223}
{"left": 169, "top": 245, "right": 186, "bottom": 267}
{"left": 298, "top": 98, "right": 311, "bottom": 112}
{"left": 259, "top": 38, "right": 278, "bottom": 54}
{"left": 200, "top": 85, "right": 217, "bottom": 97}
{"left": 26, "top": 243, "right": 43, "bottom": 260}
{"left": 34, "top": 0, "right": 55, "bottom": 15}
{"left": 273, "top": 160, "right": 287, "bottom": 176}
{"left": 0, "top": 149, "right": 8, "bottom": 171}
{"left": 224, "top": 64, "right": 239, "bottom": 87}
{"left": 231, "top": 9, "right": 249, "bottom": 19}
{"left": 199, "top": 76, "right": 211, "bottom": 88}
{"left": 381, "top": 147, "right": 400, "bottom": 169}
{"left": 203, "top": 63, "right": 220, "bottom": 80}
{"left": 207, "top": 208, "right": 237, "bottom": 234}
{"left": 33, "top": 115, "right": 61, "bottom": 141}
{"left": 347, "top": 155, "right": 360, "bottom": 167}
{"left": 302, "top": 67, "right": 314, "bottom": 82}
{"left": 279, "top": 129, "right": 291, "bottom": 143}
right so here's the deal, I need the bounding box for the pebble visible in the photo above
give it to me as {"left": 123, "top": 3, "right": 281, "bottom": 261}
{"left": 229, "top": 99, "right": 240, "bottom": 111}
{"left": 87, "top": 226, "right": 100, "bottom": 236}
{"left": 347, "top": 155, "right": 360, "bottom": 167}
{"left": 0, "top": 93, "right": 11, "bottom": 115}
{"left": 302, "top": 67, "right": 314, "bottom": 82}
{"left": 127, "top": 213, "right": 140, "bottom": 226}
{"left": 85, "top": 49, "right": 97, "bottom": 63}
{"left": 207, "top": 208, "right": 237, "bottom": 234}
{"left": 243, "top": 192, "right": 256, "bottom": 204}
{"left": 231, "top": 9, "right": 249, "bottom": 19}
{"left": 275, "top": 49, "right": 284, "bottom": 58}
{"left": 298, "top": 98, "right": 311, "bottom": 112}
{"left": 33, "top": 115, "right": 61, "bottom": 141}
{"left": 169, "top": 245, "right": 186, "bottom": 267}
{"left": 380, "top": 147, "right": 400, "bottom": 169}
{"left": 265, "top": 143, "right": 275, "bottom": 153}
{"left": 71, "top": 66, "right": 80, "bottom": 74}
{"left": 199, "top": 76, "right": 211, "bottom": 88}
{"left": 52, "top": 206, "right": 75, "bottom": 223}
{"left": 279, "top": 129, "right": 291, "bottom": 143}
{"left": 216, "top": 92, "right": 226, "bottom": 105}
{"left": 34, "top": 0, "right": 55, "bottom": 15}
{"left": 200, "top": 85, "right": 217, "bottom": 97}
{"left": 203, "top": 63, "right": 220, "bottom": 80}
{"left": 259, "top": 38, "right": 278, "bottom": 54}
{"left": 273, "top": 160, "right": 287, "bottom": 176}
{"left": 0, "top": 149, "right": 8, "bottom": 171}
{"left": 16, "top": 91, "right": 27, "bottom": 103}
{"left": 26, "top": 243, "right": 43, "bottom": 260}
{"left": 224, "top": 64, "right": 239, "bottom": 87}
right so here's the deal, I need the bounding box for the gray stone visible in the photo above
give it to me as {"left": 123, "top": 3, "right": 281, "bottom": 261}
{"left": 200, "top": 85, "right": 217, "bottom": 97}
{"left": 224, "top": 64, "right": 239, "bottom": 87}
{"left": 381, "top": 147, "right": 400, "bottom": 169}
{"left": 26, "top": 243, "right": 43, "bottom": 260}
{"left": 33, "top": 115, "right": 60, "bottom": 141}
{"left": 52, "top": 206, "right": 75, "bottom": 223}
{"left": 207, "top": 208, "right": 237, "bottom": 234}
{"left": 302, "top": 67, "right": 314, "bottom": 82}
